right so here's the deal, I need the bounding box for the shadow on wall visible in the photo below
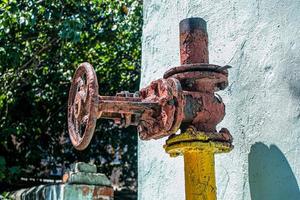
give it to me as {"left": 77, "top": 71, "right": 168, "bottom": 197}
{"left": 248, "top": 142, "right": 300, "bottom": 200}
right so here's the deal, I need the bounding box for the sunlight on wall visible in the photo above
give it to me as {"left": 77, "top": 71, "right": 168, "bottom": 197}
{"left": 139, "top": 0, "right": 300, "bottom": 199}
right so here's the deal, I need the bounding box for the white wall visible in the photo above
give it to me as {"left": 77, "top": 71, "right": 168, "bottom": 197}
{"left": 139, "top": 0, "right": 300, "bottom": 199}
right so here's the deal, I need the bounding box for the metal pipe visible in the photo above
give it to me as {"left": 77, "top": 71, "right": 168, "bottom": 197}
{"left": 180, "top": 17, "right": 209, "bottom": 64}
{"left": 164, "top": 17, "right": 232, "bottom": 200}
{"left": 179, "top": 18, "right": 216, "bottom": 200}
{"left": 184, "top": 151, "right": 216, "bottom": 200}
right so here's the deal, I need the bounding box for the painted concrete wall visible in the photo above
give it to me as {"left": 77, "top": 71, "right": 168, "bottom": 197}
{"left": 139, "top": 0, "right": 300, "bottom": 199}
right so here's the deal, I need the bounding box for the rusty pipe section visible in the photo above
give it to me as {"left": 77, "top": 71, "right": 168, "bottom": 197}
{"left": 67, "top": 17, "right": 232, "bottom": 151}
{"left": 180, "top": 18, "right": 209, "bottom": 64}
{"left": 95, "top": 78, "right": 184, "bottom": 140}
{"left": 164, "top": 17, "right": 229, "bottom": 133}
{"left": 97, "top": 94, "right": 159, "bottom": 127}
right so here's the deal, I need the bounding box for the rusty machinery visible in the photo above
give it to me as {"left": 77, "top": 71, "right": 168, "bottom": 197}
{"left": 68, "top": 17, "right": 233, "bottom": 200}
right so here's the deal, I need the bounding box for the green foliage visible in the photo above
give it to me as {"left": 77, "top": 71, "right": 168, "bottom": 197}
{"left": 0, "top": 191, "right": 13, "bottom": 200}
{"left": 0, "top": 0, "right": 142, "bottom": 191}
{"left": 0, "top": 156, "right": 6, "bottom": 180}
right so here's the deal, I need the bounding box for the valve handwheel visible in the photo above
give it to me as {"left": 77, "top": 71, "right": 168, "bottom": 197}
{"left": 68, "top": 62, "right": 99, "bottom": 150}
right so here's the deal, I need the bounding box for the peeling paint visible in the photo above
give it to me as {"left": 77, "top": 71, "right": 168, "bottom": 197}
{"left": 139, "top": 0, "right": 300, "bottom": 200}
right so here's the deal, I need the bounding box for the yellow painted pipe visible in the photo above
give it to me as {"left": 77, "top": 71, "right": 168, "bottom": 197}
{"left": 164, "top": 130, "right": 233, "bottom": 200}
{"left": 184, "top": 150, "right": 216, "bottom": 200}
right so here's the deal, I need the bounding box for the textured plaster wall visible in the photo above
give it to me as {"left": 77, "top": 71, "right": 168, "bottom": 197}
{"left": 139, "top": 0, "right": 300, "bottom": 199}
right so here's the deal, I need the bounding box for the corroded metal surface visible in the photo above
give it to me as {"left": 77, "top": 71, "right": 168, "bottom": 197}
{"left": 163, "top": 17, "right": 233, "bottom": 200}
{"left": 68, "top": 62, "right": 99, "bottom": 150}
{"left": 164, "top": 128, "right": 233, "bottom": 157}
{"left": 68, "top": 68, "right": 185, "bottom": 150}
{"left": 179, "top": 18, "right": 209, "bottom": 64}
{"left": 163, "top": 64, "right": 230, "bottom": 92}
{"left": 67, "top": 17, "right": 232, "bottom": 151}
{"left": 96, "top": 78, "right": 183, "bottom": 140}
{"left": 163, "top": 128, "right": 233, "bottom": 200}
{"left": 164, "top": 17, "right": 231, "bottom": 135}
{"left": 138, "top": 78, "right": 184, "bottom": 139}
{"left": 163, "top": 64, "right": 230, "bottom": 79}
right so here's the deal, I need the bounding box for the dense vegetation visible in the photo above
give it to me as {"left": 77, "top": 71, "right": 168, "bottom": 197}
{"left": 0, "top": 0, "right": 142, "bottom": 193}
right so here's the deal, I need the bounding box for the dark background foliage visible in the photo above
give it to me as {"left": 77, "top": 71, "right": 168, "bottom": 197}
{"left": 0, "top": 0, "right": 142, "bottom": 195}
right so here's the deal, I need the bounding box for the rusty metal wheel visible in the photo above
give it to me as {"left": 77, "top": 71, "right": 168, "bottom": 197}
{"left": 68, "top": 62, "right": 99, "bottom": 150}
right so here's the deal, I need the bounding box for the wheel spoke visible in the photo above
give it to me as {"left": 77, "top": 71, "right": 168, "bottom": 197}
{"left": 75, "top": 119, "right": 80, "bottom": 142}
{"left": 83, "top": 83, "right": 88, "bottom": 102}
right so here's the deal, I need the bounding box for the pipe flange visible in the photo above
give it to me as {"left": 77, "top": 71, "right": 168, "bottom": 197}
{"left": 164, "top": 128, "right": 233, "bottom": 157}
{"left": 164, "top": 63, "right": 230, "bottom": 78}
{"left": 138, "top": 78, "right": 184, "bottom": 139}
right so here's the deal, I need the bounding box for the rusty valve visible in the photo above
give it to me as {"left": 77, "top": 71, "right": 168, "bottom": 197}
{"left": 68, "top": 17, "right": 232, "bottom": 150}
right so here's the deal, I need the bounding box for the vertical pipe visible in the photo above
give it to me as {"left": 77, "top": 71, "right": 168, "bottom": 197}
{"left": 179, "top": 18, "right": 209, "bottom": 65}
{"left": 183, "top": 150, "right": 216, "bottom": 200}
{"left": 180, "top": 17, "right": 216, "bottom": 199}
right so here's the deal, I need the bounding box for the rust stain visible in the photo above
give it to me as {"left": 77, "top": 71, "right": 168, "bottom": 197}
{"left": 163, "top": 17, "right": 233, "bottom": 200}
{"left": 82, "top": 186, "right": 90, "bottom": 196}
{"left": 93, "top": 186, "right": 114, "bottom": 198}
{"left": 67, "top": 17, "right": 232, "bottom": 151}
{"left": 62, "top": 172, "right": 69, "bottom": 183}
{"left": 68, "top": 62, "right": 99, "bottom": 150}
